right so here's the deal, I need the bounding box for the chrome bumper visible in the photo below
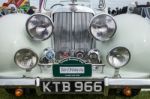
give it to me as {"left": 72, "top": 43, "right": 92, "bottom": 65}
{"left": 0, "top": 78, "right": 150, "bottom": 96}
{"left": 105, "top": 78, "right": 150, "bottom": 88}
{"left": 0, "top": 78, "right": 37, "bottom": 87}
{"left": 104, "top": 78, "right": 150, "bottom": 96}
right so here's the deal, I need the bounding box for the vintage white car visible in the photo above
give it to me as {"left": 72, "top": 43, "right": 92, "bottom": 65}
{"left": 0, "top": 0, "right": 150, "bottom": 97}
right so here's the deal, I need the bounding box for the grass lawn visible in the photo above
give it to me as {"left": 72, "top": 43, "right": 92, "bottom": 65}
{"left": 0, "top": 89, "right": 150, "bottom": 99}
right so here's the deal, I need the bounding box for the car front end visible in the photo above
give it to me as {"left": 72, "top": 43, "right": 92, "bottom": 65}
{"left": 0, "top": 0, "right": 150, "bottom": 97}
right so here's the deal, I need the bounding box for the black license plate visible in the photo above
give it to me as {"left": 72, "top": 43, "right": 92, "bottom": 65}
{"left": 40, "top": 79, "right": 104, "bottom": 94}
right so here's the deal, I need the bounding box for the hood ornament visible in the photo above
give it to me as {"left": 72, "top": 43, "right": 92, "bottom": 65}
{"left": 70, "top": 0, "right": 77, "bottom": 12}
{"left": 71, "top": 0, "right": 77, "bottom": 4}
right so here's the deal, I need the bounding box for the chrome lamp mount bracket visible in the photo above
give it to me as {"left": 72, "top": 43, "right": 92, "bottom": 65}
{"left": 114, "top": 68, "right": 121, "bottom": 78}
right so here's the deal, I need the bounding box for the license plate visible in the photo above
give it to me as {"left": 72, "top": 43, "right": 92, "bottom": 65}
{"left": 52, "top": 58, "right": 92, "bottom": 77}
{"left": 40, "top": 79, "right": 104, "bottom": 94}
{"left": 53, "top": 65, "right": 92, "bottom": 77}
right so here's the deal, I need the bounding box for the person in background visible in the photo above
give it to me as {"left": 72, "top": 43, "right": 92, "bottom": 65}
{"left": 135, "top": 1, "right": 138, "bottom": 7}
{"left": 122, "top": 6, "right": 128, "bottom": 14}
{"left": 1, "top": 9, "right": 9, "bottom": 15}
{"left": 8, "top": 3, "right": 17, "bottom": 13}
{"left": 19, "top": 1, "right": 35, "bottom": 15}
{"left": 0, "top": 13, "right": 2, "bottom": 17}
{"left": 111, "top": 9, "right": 117, "bottom": 16}
{"left": 119, "top": 8, "right": 122, "bottom": 14}
{"left": 147, "top": 2, "right": 150, "bottom": 6}
{"left": 128, "top": 1, "right": 137, "bottom": 13}
{"left": 27, "top": 6, "right": 35, "bottom": 15}
{"left": 116, "top": 7, "right": 120, "bottom": 15}
{"left": 0, "top": 8, "right": 3, "bottom": 17}
{"left": 108, "top": 7, "right": 111, "bottom": 14}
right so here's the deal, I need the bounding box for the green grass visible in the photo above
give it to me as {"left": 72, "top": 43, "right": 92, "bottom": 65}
{"left": 0, "top": 89, "right": 150, "bottom": 99}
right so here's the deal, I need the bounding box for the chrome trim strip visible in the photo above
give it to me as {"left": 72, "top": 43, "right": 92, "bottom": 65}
{"left": 106, "top": 78, "right": 150, "bottom": 88}
{"left": 72, "top": 12, "right": 75, "bottom": 49}
{"left": 0, "top": 78, "right": 35, "bottom": 87}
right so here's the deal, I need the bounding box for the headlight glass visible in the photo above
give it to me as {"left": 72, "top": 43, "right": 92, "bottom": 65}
{"left": 14, "top": 49, "right": 38, "bottom": 70}
{"left": 90, "top": 14, "right": 117, "bottom": 41}
{"left": 107, "top": 47, "right": 130, "bottom": 68}
{"left": 26, "top": 14, "right": 54, "bottom": 41}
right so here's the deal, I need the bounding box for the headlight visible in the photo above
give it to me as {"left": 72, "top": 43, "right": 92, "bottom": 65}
{"left": 26, "top": 14, "right": 54, "bottom": 41}
{"left": 107, "top": 47, "right": 131, "bottom": 68}
{"left": 90, "top": 14, "right": 117, "bottom": 41}
{"left": 14, "top": 49, "right": 38, "bottom": 70}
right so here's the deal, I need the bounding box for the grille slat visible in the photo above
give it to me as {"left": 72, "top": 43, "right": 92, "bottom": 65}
{"left": 53, "top": 12, "right": 95, "bottom": 54}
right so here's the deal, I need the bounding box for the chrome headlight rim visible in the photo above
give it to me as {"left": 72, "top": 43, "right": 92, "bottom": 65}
{"left": 14, "top": 48, "right": 39, "bottom": 70}
{"left": 88, "top": 49, "right": 100, "bottom": 59}
{"left": 89, "top": 14, "right": 117, "bottom": 41}
{"left": 106, "top": 47, "right": 131, "bottom": 68}
{"left": 26, "top": 13, "right": 54, "bottom": 41}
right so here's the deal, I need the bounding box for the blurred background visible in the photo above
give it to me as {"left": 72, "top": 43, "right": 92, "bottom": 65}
{"left": 1, "top": 0, "right": 150, "bottom": 9}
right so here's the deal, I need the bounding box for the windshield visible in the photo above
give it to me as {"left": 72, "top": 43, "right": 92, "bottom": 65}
{"left": 44, "top": 0, "right": 90, "bottom": 10}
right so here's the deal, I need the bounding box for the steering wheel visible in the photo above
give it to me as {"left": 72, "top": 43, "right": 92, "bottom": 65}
{"left": 50, "top": 4, "right": 64, "bottom": 9}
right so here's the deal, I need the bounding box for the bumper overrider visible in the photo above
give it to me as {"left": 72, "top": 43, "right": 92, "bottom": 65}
{"left": 0, "top": 78, "right": 150, "bottom": 96}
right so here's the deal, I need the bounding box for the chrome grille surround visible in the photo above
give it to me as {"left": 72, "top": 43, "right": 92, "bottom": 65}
{"left": 52, "top": 5, "right": 95, "bottom": 59}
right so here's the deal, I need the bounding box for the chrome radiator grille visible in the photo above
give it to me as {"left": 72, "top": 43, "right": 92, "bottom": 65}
{"left": 53, "top": 12, "right": 95, "bottom": 54}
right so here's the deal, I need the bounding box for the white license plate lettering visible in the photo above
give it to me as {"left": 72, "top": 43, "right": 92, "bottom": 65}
{"left": 42, "top": 81, "right": 103, "bottom": 93}
{"left": 52, "top": 82, "right": 60, "bottom": 92}
{"left": 62, "top": 82, "right": 70, "bottom": 92}
{"left": 94, "top": 82, "right": 102, "bottom": 92}
{"left": 75, "top": 82, "right": 102, "bottom": 92}
{"left": 43, "top": 82, "right": 51, "bottom": 92}
{"left": 60, "top": 67, "right": 85, "bottom": 74}
{"left": 84, "top": 82, "right": 93, "bottom": 92}
{"left": 75, "top": 82, "right": 83, "bottom": 92}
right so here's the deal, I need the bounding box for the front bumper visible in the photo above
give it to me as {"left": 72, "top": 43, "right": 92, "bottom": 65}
{"left": 0, "top": 78, "right": 150, "bottom": 96}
